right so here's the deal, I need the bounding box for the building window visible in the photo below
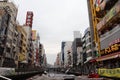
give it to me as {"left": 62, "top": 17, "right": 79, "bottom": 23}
{"left": 6, "top": 47, "right": 11, "bottom": 53}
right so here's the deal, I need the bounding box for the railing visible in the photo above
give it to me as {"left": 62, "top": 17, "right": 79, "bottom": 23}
{"left": 0, "top": 75, "right": 11, "bottom": 80}
{"left": 0, "top": 67, "right": 44, "bottom": 76}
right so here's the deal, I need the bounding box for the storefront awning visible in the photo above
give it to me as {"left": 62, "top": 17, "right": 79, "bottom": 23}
{"left": 96, "top": 52, "right": 120, "bottom": 62}
{"left": 84, "top": 57, "right": 97, "bottom": 63}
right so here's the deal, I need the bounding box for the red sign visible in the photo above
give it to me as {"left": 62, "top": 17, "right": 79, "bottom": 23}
{"left": 25, "top": 11, "right": 33, "bottom": 27}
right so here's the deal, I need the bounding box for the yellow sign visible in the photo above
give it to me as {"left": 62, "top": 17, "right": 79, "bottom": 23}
{"left": 100, "top": 43, "right": 120, "bottom": 55}
{"left": 32, "top": 30, "right": 37, "bottom": 41}
{"left": 98, "top": 68, "right": 120, "bottom": 78}
{"left": 18, "top": 53, "right": 25, "bottom": 61}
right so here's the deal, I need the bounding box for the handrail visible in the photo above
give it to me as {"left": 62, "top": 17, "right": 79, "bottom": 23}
{"left": 0, "top": 75, "right": 11, "bottom": 80}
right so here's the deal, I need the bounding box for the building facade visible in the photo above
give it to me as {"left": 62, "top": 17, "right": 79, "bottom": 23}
{"left": 87, "top": 0, "right": 120, "bottom": 78}
{"left": 61, "top": 42, "right": 66, "bottom": 66}
{"left": 72, "top": 38, "right": 82, "bottom": 67}
{"left": 0, "top": 1, "right": 18, "bottom": 67}
{"left": 63, "top": 41, "right": 72, "bottom": 68}
{"left": 23, "top": 26, "right": 33, "bottom": 67}
{"left": 82, "top": 27, "right": 95, "bottom": 74}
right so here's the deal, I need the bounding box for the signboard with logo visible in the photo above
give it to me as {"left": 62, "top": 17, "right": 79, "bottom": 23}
{"left": 100, "top": 43, "right": 120, "bottom": 56}
{"left": 32, "top": 30, "right": 36, "bottom": 41}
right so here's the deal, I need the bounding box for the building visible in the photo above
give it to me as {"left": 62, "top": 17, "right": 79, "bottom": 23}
{"left": 39, "top": 43, "right": 46, "bottom": 67}
{"left": 17, "top": 25, "right": 27, "bottom": 68}
{"left": 55, "top": 52, "right": 62, "bottom": 67}
{"left": 72, "top": 38, "right": 82, "bottom": 67}
{"left": 42, "top": 53, "right": 47, "bottom": 68}
{"left": 23, "top": 11, "right": 34, "bottom": 67}
{"left": 61, "top": 42, "right": 66, "bottom": 66}
{"left": 87, "top": 0, "right": 120, "bottom": 78}
{"left": 73, "top": 31, "right": 82, "bottom": 39}
{"left": 0, "top": 7, "right": 11, "bottom": 67}
{"left": 63, "top": 41, "right": 72, "bottom": 68}
{"left": 32, "top": 30, "right": 41, "bottom": 67}
{"left": 0, "top": 1, "right": 18, "bottom": 67}
{"left": 96, "top": 0, "right": 120, "bottom": 78}
{"left": 82, "top": 27, "right": 95, "bottom": 74}
{"left": 23, "top": 26, "right": 33, "bottom": 66}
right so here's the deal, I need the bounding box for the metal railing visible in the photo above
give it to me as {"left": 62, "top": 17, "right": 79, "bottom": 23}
{"left": 0, "top": 75, "right": 11, "bottom": 80}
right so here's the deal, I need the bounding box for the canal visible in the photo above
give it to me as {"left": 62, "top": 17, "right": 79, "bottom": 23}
{"left": 26, "top": 73, "right": 105, "bottom": 80}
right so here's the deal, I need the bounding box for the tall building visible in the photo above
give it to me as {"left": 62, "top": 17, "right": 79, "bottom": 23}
{"left": 32, "top": 30, "right": 41, "bottom": 67}
{"left": 87, "top": 0, "right": 120, "bottom": 78}
{"left": 39, "top": 43, "right": 46, "bottom": 67}
{"left": 17, "top": 25, "right": 27, "bottom": 68}
{"left": 72, "top": 38, "right": 82, "bottom": 67}
{"left": 0, "top": 8, "right": 10, "bottom": 67}
{"left": 82, "top": 27, "right": 95, "bottom": 74}
{"left": 0, "top": 1, "right": 18, "bottom": 67}
{"left": 61, "top": 42, "right": 66, "bottom": 66}
{"left": 23, "top": 26, "right": 33, "bottom": 67}
{"left": 63, "top": 41, "right": 72, "bottom": 67}
{"left": 23, "top": 11, "right": 34, "bottom": 67}
{"left": 55, "top": 52, "right": 62, "bottom": 67}
{"left": 73, "top": 31, "right": 82, "bottom": 39}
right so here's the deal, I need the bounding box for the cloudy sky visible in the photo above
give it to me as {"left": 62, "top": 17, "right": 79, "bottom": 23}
{"left": 12, "top": 0, "right": 89, "bottom": 65}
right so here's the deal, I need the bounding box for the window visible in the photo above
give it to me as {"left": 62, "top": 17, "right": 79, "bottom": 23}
{"left": 6, "top": 47, "right": 11, "bottom": 52}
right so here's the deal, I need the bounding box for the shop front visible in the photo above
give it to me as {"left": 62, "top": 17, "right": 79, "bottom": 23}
{"left": 83, "top": 57, "right": 97, "bottom": 75}
{"left": 96, "top": 51, "right": 120, "bottom": 78}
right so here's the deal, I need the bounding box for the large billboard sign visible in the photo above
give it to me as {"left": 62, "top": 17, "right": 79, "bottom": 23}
{"left": 32, "top": 30, "right": 36, "bottom": 41}
{"left": 25, "top": 11, "right": 33, "bottom": 27}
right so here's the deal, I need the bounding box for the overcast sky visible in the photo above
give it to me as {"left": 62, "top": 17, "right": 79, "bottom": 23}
{"left": 12, "top": 0, "right": 89, "bottom": 65}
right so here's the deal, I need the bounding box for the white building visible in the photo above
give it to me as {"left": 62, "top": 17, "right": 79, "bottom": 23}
{"left": 73, "top": 31, "right": 82, "bottom": 39}
{"left": 0, "top": 1, "right": 18, "bottom": 67}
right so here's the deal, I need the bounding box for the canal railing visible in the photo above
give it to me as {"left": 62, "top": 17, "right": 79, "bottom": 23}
{"left": 0, "top": 75, "right": 12, "bottom": 80}
{"left": 0, "top": 67, "right": 44, "bottom": 76}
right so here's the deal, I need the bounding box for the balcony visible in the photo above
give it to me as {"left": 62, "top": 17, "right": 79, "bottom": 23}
{"left": 86, "top": 49, "right": 92, "bottom": 54}
{"left": 86, "top": 42, "right": 91, "bottom": 47}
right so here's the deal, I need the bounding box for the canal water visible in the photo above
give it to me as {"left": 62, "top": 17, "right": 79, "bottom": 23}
{"left": 26, "top": 73, "right": 107, "bottom": 80}
{"left": 27, "top": 73, "right": 76, "bottom": 80}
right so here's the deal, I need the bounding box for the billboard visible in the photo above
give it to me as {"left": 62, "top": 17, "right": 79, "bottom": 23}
{"left": 98, "top": 68, "right": 120, "bottom": 78}
{"left": 32, "top": 30, "right": 36, "bottom": 41}
{"left": 25, "top": 11, "right": 33, "bottom": 27}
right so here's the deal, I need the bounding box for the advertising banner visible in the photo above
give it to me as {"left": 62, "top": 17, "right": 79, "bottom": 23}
{"left": 100, "top": 42, "right": 120, "bottom": 56}
{"left": 97, "top": 1, "right": 120, "bottom": 31}
{"left": 32, "top": 30, "right": 36, "bottom": 41}
{"left": 98, "top": 68, "right": 120, "bottom": 78}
